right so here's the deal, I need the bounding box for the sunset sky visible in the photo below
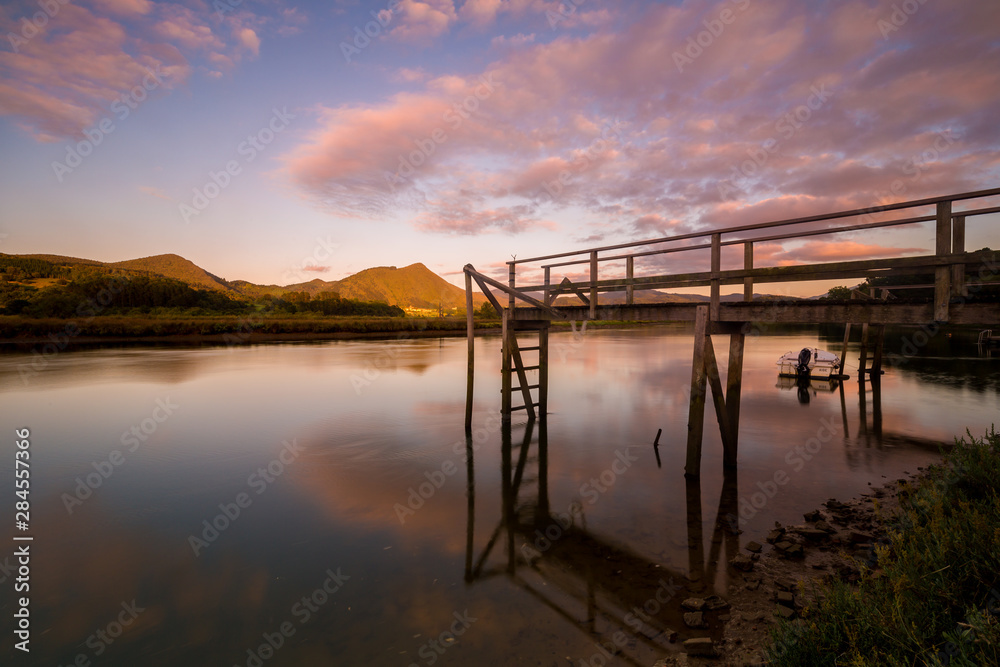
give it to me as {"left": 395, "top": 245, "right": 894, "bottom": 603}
{"left": 1, "top": 0, "right": 998, "bottom": 293}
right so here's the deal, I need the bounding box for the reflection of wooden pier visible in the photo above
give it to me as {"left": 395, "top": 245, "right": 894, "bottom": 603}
{"left": 465, "top": 189, "right": 1000, "bottom": 478}
{"left": 463, "top": 419, "right": 739, "bottom": 664}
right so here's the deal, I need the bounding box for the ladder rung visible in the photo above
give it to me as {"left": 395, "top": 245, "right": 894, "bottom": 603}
{"left": 510, "top": 403, "right": 539, "bottom": 411}
{"left": 518, "top": 346, "right": 541, "bottom": 351}
{"left": 512, "top": 384, "right": 539, "bottom": 391}
{"left": 521, "top": 365, "right": 540, "bottom": 371}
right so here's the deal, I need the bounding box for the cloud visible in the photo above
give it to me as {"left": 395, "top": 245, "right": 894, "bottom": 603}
{"left": 284, "top": 0, "right": 1000, "bottom": 239}
{"left": 389, "top": 0, "right": 458, "bottom": 43}
{"left": 414, "top": 201, "right": 554, "bottom": 235}
{"left": 0, "top": 1, "right": 266, "bottom": 140}
{"left": 138, "top": 185, "right": 171, "bottom": 201}
{"left": 301, "top": 265, "right": 331, "bottom": 273}
{"left": 391, "top": 66, "right": 430, "bottom": 83}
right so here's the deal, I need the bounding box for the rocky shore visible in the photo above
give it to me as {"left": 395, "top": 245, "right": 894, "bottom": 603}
{"left": 655, "top": 471, "right": 921, "bottom": 666}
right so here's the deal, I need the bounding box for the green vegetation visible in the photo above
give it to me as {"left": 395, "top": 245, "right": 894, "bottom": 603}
{"left": 766, "top": 427, "right": 1000, "bottom": 666}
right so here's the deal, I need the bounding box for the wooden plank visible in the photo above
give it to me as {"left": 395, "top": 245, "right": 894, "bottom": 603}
{"left": 703, "top": 333, "right": 733, "bottom": 464}
{"left": 710, "top": 233, "right": 721, "bottom": 321}
{"left": 558, "top": 276, "right": 590, "bottom": 305}
{"left": 685, "top": 306, "right": 709, "bottom": 479}
{"left": 510, "top": 301, "right": 999, "bottom": 326}
{"left": 724, "top": 332, "right": 744, "bottom": 469}
{"left": 589, "top": 251, "right": 598, "bottom": 320}
{"left": 465, "top": 271, "right": 475, "bottom": 430}
{"left": 467, "top": 266, "right": 504, "bottom": 315}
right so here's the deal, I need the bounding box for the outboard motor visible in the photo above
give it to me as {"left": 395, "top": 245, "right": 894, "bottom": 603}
{"left": 796, "top": 348, "right": 812, "bottom": 375}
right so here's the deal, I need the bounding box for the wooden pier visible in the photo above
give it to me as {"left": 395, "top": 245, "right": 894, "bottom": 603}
{"left": 464, "top": 188, "right": 1000, "bottom": 478}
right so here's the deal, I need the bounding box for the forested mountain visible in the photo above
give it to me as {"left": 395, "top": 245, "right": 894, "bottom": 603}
{"left": 0, "top": 253, "right": 480, "bottom": 316}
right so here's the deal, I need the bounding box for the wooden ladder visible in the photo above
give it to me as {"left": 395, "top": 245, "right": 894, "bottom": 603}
{"left": 501, "top": 316, "right": 549, "bottom": 420}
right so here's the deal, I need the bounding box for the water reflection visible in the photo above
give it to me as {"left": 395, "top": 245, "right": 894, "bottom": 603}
{"left": 464, "top": 418, "right": 746, "bottom": 665}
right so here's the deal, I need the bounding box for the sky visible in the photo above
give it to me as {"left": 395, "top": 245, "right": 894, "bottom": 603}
{"left": 1, "top": 0, "right": 998, "bottom": 295}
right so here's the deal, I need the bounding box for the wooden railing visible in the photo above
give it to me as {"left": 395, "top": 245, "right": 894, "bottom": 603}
{"left": 501, "top": 188, "right": 1000, "bottom": 323}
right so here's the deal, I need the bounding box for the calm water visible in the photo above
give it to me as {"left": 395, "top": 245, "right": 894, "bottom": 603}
{"left": 0, "top": 326, "right": 997, "bottom": 666}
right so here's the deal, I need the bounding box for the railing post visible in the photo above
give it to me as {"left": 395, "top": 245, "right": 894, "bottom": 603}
{"left": 589, "top": 251, "right": 598, "bottom": 320}
{"left": 934, "top": 200, "right": 952, "bottom": 321}
{"left": 743, "top": 241, "right": 753, "bottom": 302}
{"left": 508, "top": 263, "right": 516, "bottom": 312}
{"left": 710, "top": 233, "right": 721, "bottom": 321}
{"left": 952, "top": 214, "right": 966, "bottom": 297}
{"left": 626, "top": 256, "right": 634, "bottom": 306}
{"left": 543, "top": 266, "right": 551, "bottom": 305}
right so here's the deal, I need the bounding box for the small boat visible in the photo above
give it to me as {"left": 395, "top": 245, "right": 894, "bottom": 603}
{"left": 776, "top": 347, "right": 841, "bottom": 379}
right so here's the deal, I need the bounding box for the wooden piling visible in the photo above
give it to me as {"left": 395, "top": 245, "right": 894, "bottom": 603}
{"left": 501, "top": 309, "right": 512, "bottom": 420}
{"left": 685, "top": 306, "right": 709, "bottom": 479}
{"left": 952, "top": 215, "right": 967, "bottom": 297}
{"left": 724, "top": 330, "right": 745, "bottom": 469}
{"left": 465, "top": 271, "right": 475, "bottom": 430}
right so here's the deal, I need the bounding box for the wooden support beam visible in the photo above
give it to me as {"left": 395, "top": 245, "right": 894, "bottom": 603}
{"left": 859, "top": 323, "right": 869, "bottom": 378}
{"left": 466, "top": 265, "right": 566, "bottom": 318}
{"left": 589, "top": 251, "right": 598, "bottom": 320}
{"left": 872, "top": 324, "right": 885, "bottom": 374}
{"left": 465, "top": 271, "right": 475, "bottom": 430}
{"left": 952, "top": 215, "right": 966, "bottom": 297}
{"left": 724, "top": 331, "right": 745, "bottom": 469}
{"left": 839, "top": 323, "right": 851, "bottom": 375}
{"left": 934, "top": 200, "right": 952, "bottom": 322}
{"left": 710, "top": 233, "right": 721, "bottom": 321}
{"left": 703, "top": 333, "right": 734, "bottom": 462}
{"left": 538, "top": 325, "right": 549, "bottom": 418}
{"left": 743, "top": 241, "right": 753, "bottom": 302}
{"left": 626, "top": 256, "right": 634, "bottom": 306}
{"left": 685, "top": 306, "right": 709, "bottom": 479}
{"left": 501, "top": 309, "right": 512, "bottom": 420}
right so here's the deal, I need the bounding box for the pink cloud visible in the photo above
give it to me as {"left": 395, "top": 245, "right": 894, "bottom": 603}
{"left": 283, "top": 0, "right": 1000, "bottom": 239}
{"left": 0, "top": 1, "right": 264, "bottom": 140}
{"left": 389, "top": 0, "right": 457, "bottom": 43}
{"left": 414, "top": 201, "right": 554, "bottom": 235}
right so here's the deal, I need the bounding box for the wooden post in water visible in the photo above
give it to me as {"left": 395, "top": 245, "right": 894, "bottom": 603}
{"left": 724, "top": 330, "right": 745, "bottom": 469}
{"left": 859, "top": 323, "right": 869, "bottom": 379}
{"left": 685, "top": 306, "right": 709, "bottom": 478}
{"left": 538, "top": 324, "right": 549, "bottom": 418}
{"left": 501, "top": 309, "right": 512, "bottom": 421}
{"left": 872, "top": 324, "right": 885, "bottom": 374}
{"left": 543, "top": 266, "right": 551, "bottom": 306}
{"left": 839, "top": 323, "right": 851, "bottom": 376}
{"left": 465, "top": 271, "right": 475, "bottom": 430}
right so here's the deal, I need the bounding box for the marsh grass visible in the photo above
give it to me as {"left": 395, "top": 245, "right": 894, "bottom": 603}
{"left": 766, "top": 427, "right": 1000, "bottom": 666}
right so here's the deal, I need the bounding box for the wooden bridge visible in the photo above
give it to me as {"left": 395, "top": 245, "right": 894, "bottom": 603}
{"left": 463, "top": 188, "right": 1000, "bottom": 478}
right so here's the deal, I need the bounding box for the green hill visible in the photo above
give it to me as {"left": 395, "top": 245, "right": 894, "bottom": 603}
{"left": 109, "top": 254, "right": 233, "bottom": 294}
{"left": 4, "top": 253, "right": 483, "bottom": 311}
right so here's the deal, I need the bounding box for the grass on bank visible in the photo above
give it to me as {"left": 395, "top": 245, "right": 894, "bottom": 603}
{"left": 0, "top": 314, "right": 483, "bottom": 338}
{"left": 766, "top": 427, "right": 1000, "bottom": 666}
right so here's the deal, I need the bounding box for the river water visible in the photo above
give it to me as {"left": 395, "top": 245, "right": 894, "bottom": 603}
{"left": 0, "top": 326, "right": 996, "bottom": 666}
